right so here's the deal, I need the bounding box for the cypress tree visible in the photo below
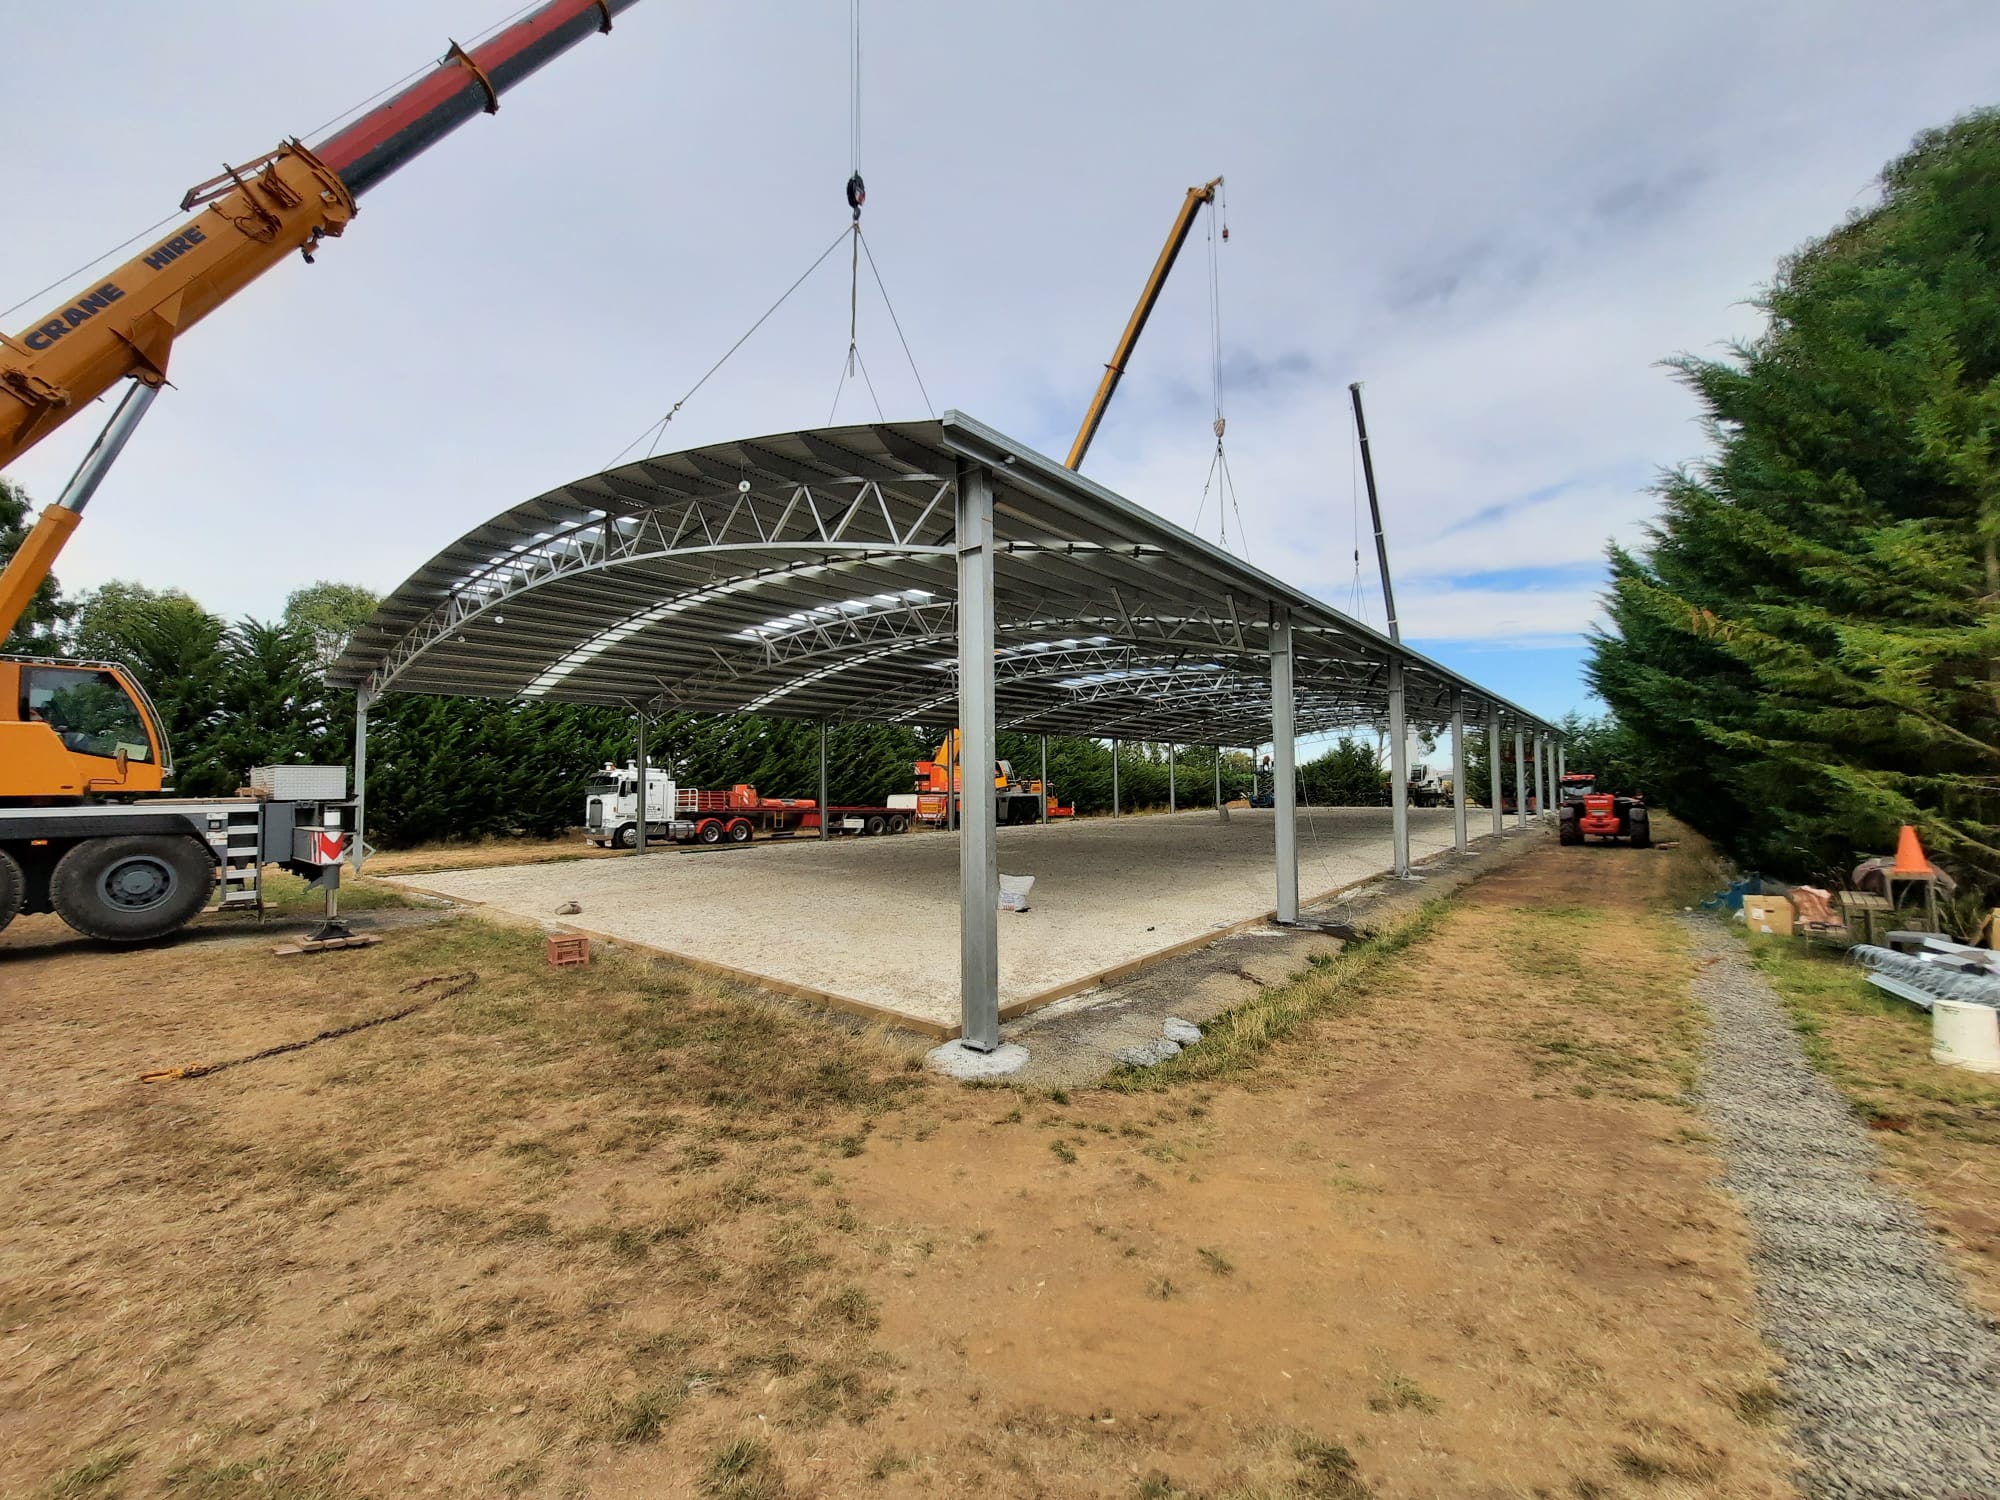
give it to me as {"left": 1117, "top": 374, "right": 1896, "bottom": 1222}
{"left": 1591, "top": 110, "right": 2000, "bottom": 892}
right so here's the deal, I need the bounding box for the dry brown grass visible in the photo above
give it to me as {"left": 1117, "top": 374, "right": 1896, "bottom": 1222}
{"left": 1, "top": 837, "right": 1799, "bottom": 1498}
{"left": 359, "top": 832, "right": 618, "bottom": 875}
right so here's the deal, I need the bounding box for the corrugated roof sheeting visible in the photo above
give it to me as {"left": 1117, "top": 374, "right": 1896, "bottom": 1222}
{"left": 331, "top": 412, "right": 1558, "bottom": 743}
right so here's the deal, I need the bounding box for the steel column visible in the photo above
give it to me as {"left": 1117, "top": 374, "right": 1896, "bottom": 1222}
{"left": 1040, "top": 734, "right": 1049, "bottom": 824}
{"left": 1168, "top": 744, "right": 1176, "bottom": 811}
{"left": 818, "top": 721, "right": 829, "bottom": 841}
{"left": 1514, "top": 727, "right": 1527, "bottom": 831}
{"left": 1489, "top": 709, "right": 1504, "bottom": 838}
{"left": 1111, "top": 739, "right": 1120, "bottom": 817}
{"left": 1214, "top": 746, "right": 1222, "bottom": 809}
{"left": 1450, "top": 687, "right": 1467, "bottom": 853}
{"left": 352, "top": 688, "right": 373, "bottom": 874}
{"left": 956, "top": 462, "right": 1001, "bottom": 1051}
{"left": 634, "top": 712, "right": 648, "bottom": 854}
{"left": 1558, "top": 741, "right": 1566, "bottom": 796}
{"left": 1535, "top": 735, "right": 1547, "bottom": 821}
{"left": 1388, "top": 657, "right": 1411, "bottom": 878}
{"left": 1271, "top": 607, "right": 1299, "bottom": 923}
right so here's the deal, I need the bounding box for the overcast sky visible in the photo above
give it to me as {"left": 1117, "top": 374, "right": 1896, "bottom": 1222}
{"left": 6, "top": 0, "right": 1996, "bottom": 723}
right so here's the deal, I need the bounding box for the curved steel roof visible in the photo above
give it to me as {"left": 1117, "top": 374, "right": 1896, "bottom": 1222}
{"left": 330, "top": 412, "right": 1558, "bottom": 744}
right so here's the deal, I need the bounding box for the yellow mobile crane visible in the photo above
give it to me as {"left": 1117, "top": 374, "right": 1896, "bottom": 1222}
{"left": 0, "top": 0, "right": 638, "bottom": 940}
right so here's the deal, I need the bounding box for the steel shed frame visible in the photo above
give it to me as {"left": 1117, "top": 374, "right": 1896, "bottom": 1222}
{"left": 332, "top": 411, "right": 1560, "bottom": 1044}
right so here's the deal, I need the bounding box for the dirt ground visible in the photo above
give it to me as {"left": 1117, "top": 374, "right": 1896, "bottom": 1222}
{"left": 382, "top": 808, "right": 1463, "bottom": 1031}
{"left": 1, "top": 837, "right": 1798, "bottom": 1498}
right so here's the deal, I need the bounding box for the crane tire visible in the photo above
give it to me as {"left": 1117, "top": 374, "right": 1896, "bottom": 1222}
{"left": 696, "top": 820, "right": 725, "bottom": 845}
{"left": 1628, "top": 813, "right": 1652, "bottom": 850}
{"left": 50, "top": 834, "right": 214, "bottom": 943}
{"left": 865, "top": 815, "right": 888, "bottom": 836}
{"left": 0, "top": 847, "right": 24, "bottom": 934}
{"left": 887, "top": 815, "right": 909, "bottom": 834}
{"left": 726, "top": 819, "right": 753, "bottom": 844}
{"left": 615, "top": 824, "right": 639, "bottom": 850}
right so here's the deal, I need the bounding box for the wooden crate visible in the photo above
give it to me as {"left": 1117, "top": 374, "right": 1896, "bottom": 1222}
{"left": 546, "top": 934, "right": 590, "bottom": 968}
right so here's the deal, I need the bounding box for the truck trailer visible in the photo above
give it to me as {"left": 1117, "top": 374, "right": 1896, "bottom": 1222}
{"left": 584, "top": 764, "right": 915, "bottom": 848}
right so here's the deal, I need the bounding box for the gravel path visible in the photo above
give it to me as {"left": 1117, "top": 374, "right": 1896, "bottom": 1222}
{"left": 1684, "top": 917, "right": 2000, "bottom": 1499}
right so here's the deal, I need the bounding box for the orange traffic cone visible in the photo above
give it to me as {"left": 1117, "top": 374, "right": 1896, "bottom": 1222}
{"left": 1891, "top": 824, "right": 1936, "bottom": 879}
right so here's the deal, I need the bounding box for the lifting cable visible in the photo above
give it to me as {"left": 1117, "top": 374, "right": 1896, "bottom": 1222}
{"left": 607, "top": 226, "right": 851, "bottom": 465}
{"left": 826, "top": 1, "right": 934, "bottom": 425}
{"left": 828, "top": 0, "right": 866, "bottom": 421}
{"left": 1190, "top": 188, "right": 1250, "bottom": 558}
{"left": 860, "top": 231, "right": 934, "bottom": 418}
{"left": 612, "top": 0, "right": 931, "bottom": 460}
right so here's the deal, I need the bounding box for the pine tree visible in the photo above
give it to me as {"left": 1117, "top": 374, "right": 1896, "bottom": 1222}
{"left": 1591, "top": 109, "right": 2000, "bottom": 892}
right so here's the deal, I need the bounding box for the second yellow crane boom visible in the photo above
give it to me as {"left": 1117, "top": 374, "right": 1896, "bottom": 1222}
{"left": 1065, "top": 176, "right": 1222, "bottom": 472}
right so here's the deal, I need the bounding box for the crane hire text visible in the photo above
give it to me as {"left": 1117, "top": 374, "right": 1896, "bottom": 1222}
{"left": 19, "top": 225, "right": 209, "bottom": 352}
{"left": 21, "top": 283, "right": 127, "bottom": 352}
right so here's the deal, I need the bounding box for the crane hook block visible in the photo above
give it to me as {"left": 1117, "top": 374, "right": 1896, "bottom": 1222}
{"left": 846, "top": 172, "right": 866, "bottom": 221}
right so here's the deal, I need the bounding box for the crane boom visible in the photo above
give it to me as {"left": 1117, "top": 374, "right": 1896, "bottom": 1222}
{"left": 0, "top": 0, "right": 639, "bottom": 641}
{"left": 1065, "top": 176, "right": 1221, "bottom": 472}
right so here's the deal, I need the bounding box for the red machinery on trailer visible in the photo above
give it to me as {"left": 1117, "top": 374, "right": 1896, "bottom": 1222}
{"left": 583, "top": 766, "right": 916, "bottom": 848}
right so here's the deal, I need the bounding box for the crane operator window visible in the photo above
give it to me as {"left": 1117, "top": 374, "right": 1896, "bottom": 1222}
{"left": 22, "top": 668, "right": 153, "bottom": 762}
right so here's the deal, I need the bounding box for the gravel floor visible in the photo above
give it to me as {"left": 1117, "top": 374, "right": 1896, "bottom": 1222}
{"left": 384, "top": 808, "right": 1460, "bottom": 1031}
{"left": 1684, "top": 917, "right": 2000, "bottom": 1499}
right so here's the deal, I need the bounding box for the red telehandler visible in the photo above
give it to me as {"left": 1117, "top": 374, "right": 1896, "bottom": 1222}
{"left": 1557, "top": 773, "right": 1652, "bottom": 848}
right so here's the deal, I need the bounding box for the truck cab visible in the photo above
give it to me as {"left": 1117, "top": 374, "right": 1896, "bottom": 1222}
{"left": 585, "top": 762, "right": 676, "bottom": 848}
{"left": 1, "top": 656, "right": 170, "bottom": 802}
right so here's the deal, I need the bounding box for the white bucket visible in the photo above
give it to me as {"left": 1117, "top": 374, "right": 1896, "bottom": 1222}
{"left": 1930, "top": 1000, "right": 2000, "bottom": 1074}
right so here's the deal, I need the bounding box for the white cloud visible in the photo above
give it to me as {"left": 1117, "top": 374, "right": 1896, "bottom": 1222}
{"left": 4, "top": 0, "right": 1995, "bottom": 717}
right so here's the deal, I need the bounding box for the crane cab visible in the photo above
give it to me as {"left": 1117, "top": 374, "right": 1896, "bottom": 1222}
{"left": 0, "top": 656, "right": 170, "bottom": 802}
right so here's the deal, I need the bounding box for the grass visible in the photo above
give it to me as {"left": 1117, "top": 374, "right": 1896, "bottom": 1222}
{"left": 7, "top": 828, "right": 1799, "bottom": 1498}
{"left": 701, "top": 1437, "right": 791, "bottom": 1500}
{"left": 40, "top": 1450, "right": 136, "bottom": 1497}
{"left": 162, "top": 1445, "right": 351, "bottom": 1500}
{"left": 1731, "top": 1380, "right": 1788, "bottom": 1426}
{"left": 823, "top": 1285, "right": 879, "bottom": 1330}
{"left": 8, "top": 910, "right": 926, "bottom": 1495}
{"left": 1104, "top": 900, "right": 1452, "bottom": 1090}
{"left": 610, "top": 1384, "right": 684, "bottom": 1443}
{"left": 1746, "top": 928, "right": 2000, "bottom": 1314}
{"left": 1368, "top": 1374, "right": 1441, "bottom": 1414}
{"left": 257, "top": 870, "right": 416, "bottom": 914}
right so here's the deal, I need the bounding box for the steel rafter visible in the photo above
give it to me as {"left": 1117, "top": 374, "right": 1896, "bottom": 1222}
{"left": 334, "top": 415, "right": 1564, "bottom": 745}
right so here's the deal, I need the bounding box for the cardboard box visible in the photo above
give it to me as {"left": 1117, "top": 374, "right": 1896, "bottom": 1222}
{"left": 1744, "top": 895, "right": 1795, "bottom": 935}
